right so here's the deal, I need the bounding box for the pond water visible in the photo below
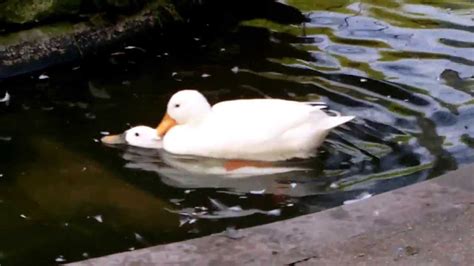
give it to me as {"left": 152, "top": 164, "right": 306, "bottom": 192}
{"left": 1, "top": 0, "right": 473, "bottom": 264}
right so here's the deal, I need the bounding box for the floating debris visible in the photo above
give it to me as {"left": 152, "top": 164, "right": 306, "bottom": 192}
{"left": 134, "top": 233, "right": 145, "bottom": 243}
{"left": 85, "top": 113, "right": 96, "bottom": 120}
{"left": 124, "top": 46, "right": 146, "bottom": 52}
{"left": 168, "top": 198, "right": 281, "bottom": 221}
{"left": 92, "top": 138, "right": 99, "bottom": 143}
{"left": 267, "top": 209, "right": 281, "bottom": 216}
{"left": 220, "top": 48, "right": 226, "bottom": 52}
{"left": 231, "top": 66, "right": 239, "bottom": 73}
{"left": 92, "top": 215, "right": 103, "bottom": 223}
{"left": 194, "top": 37, "right": 200, "bottom": 41}
{"left": 89, "top": 82, "right": 111, "bottom": 99}
{"left": 170, "top": 198, "right": 184, "bottom": 205}
{"left": 38, "top": 74, "right": 50, "bottom": 80}
{"left": 290, "top": 183, "right": 297, "bottom": 188}
{"left": 250, "top": 189, "right": 266, "bottom": 194}
{"left": 82, "top": 253, "right": 89, "bottom": 258}
{"left": 0, "top": 136, "right": 12, "bottom": 142}
{"left": 360, "top": 78, "right": 367, "bottom": 82}
{"left": 0, "top": 92, "right": 10, "bottom": 103}
{"left": 184, "top": 189, "right": 193, "bottom": 194}
{"left": 110, "top": 51, "right": 126, "bottom": 56}
{"left": 343, "top": 192, "right": 372, "bottom": 205}
{"left": 228, "top": 206, "right": 243, "bottom": 212}
{"left": 100, "top": 131, "right": 110, "bottom": 136}
{"left": 55, "top": 255, "right": 66, "bottom": 262}
{"left": 171, "top": 72, "right": 178, "bottom": 77}
{"left": 201, "top": 73, "right": 211, "bottom": 78}
{"left": 178, "top": 215, "right": 193, "bottom": 227}
{"left": 20, "top": 214, "right": 29, "bottom": 219}
{"left": 41, "top": 106, "right": 54, "bottom": 111}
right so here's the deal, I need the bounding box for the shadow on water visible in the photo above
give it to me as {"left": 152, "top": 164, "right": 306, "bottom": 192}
{"left": 1, "top": 0, "right": 474, "bottom": 264}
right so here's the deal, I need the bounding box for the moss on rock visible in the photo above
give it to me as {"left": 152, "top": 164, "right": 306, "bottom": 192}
{"left": 0, "top": 0, "right": 180, "bottom": 78}
{"left": 0, "top": 0, "right": 81, "bottom": 24}
{"left": 0, "top": 0, "right": 149, "bottom": 24}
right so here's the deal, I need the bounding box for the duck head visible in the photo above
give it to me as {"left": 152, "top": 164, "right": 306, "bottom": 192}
{"left": 156, "top": 90, "right": 211, "bottom": 137}
{"left": 101, "top": 126, "right": 161, "bottom": 149}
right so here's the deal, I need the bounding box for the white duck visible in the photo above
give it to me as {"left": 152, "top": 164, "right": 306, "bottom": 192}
{"left": 101, "top": 126, "right": 162, "bottom": 149}
{"left": 156, "top": 90, "right": 354, "bottom": 161}
{"left": 101, "top": 125, "right": 309, "bottom": 177}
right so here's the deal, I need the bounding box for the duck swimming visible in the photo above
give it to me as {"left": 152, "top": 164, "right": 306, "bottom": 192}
{"left": 156, "top": 90, "right": 354, "bottom": 161}
{"left": 101, "top": 126, "right": 162, "bottom": 149}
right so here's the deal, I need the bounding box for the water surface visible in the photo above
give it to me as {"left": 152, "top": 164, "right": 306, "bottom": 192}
{"left": 0, "top": 0, "right": 473, "bottom": 264}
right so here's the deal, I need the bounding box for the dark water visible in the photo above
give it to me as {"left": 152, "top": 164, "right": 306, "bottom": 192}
{"left": 1, "top": 0, "right": 473, "bottom": 264}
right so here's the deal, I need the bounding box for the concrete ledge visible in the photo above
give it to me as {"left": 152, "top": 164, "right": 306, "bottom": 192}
{"left": 71, "top": 165, "right": 474, "bottom": 265}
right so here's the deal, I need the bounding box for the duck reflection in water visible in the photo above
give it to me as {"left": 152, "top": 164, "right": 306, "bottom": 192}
{"left": 101, "top": 126, "right": 325, "bottom": 197}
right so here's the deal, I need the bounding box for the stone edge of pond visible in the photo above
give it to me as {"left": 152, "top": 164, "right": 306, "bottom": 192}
{"left": 0, "top": 1, "right": 179, "bottom": 79}
{"left": 69, "top": 164, "right": 474, "bottom": 265}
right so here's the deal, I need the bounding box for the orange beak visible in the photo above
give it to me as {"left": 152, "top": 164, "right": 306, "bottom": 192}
{"left": 156, "top": 113, "right": 177, "bottom": 137}
{"left": 101, "top": 133, "right": 126, "bottom": 145}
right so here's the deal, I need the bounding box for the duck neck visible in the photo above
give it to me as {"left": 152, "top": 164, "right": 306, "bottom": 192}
{"left": 188, "top": 110, "right": 210, "bottom": 126}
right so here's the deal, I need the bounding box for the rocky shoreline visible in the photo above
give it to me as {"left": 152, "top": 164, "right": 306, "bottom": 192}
{"left": 0, "top": 1, "right": 180, "bottom": 79}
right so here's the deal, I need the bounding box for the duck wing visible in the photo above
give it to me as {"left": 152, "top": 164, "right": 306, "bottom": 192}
{"left": 207, "top": 99, "right": 327, "bottom": 143}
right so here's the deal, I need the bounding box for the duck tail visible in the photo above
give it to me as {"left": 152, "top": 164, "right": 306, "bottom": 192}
{"left": 320, "top": 115, "right": 354, "bottom": 130}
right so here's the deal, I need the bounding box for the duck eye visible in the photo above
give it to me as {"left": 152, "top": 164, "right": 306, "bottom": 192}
{"left": 174, "top": 104, "right": 180, "bottom": 108}
{"left": 135, "top": 132, "right": 140, "bottom": 137}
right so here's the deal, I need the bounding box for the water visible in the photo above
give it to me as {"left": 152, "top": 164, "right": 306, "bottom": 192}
{"left": 0, "top": 0, "right": 473, "bottom": 264}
